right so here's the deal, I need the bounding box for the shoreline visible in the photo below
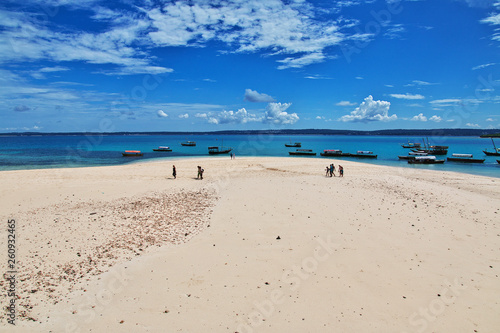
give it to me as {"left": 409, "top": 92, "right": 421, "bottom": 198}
{"left": 1, "top": 157, "right": 499, "bottom": 331}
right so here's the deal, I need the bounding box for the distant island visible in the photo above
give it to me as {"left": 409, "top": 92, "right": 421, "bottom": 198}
{"left": 1, "top": 128, "right": 499, "bottom": 137}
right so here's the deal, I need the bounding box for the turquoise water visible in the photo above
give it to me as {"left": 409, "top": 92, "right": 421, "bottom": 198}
{"left": 0, "top": 134, "right": 499, "bottom": 178}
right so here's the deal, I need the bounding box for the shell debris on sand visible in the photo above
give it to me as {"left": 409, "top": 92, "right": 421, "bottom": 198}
{"left": 0, "top": 188, "right": 218, "bottom": 323}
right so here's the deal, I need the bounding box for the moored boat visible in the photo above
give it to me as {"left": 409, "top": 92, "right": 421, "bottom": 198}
{"left": 483, "top": 138, "right": 500, "bottom": 156}
{"left": 289, "top": 149, "right": 316, "bottom": 156}
{"left": 122, "top": 150, "right": 143, "bottom": 157}
{"left": 408, "top": 156, "right": 444, "bottom": 164}
{"left": 152, "top": 146, "right": 172, "bottom": 152}
{"left": 208, "top": 146, "right": 232, "bottom": 154}
{"left": 349, "top": 150, "right": 377, "bottom": 158}
{"left": 181, "top": 141, "right": 196, "bottom": 146}
{"left": 285, "top": 142, "right": 301, "bottom": 147}
{"left": 320, "top": 149, "right": 345, "bottom": 157}
{"left": 401, "top": 141, "right": 421, "bottom": 149}
{"left": 447, "top": 153, "right": 484, "bottom": 163}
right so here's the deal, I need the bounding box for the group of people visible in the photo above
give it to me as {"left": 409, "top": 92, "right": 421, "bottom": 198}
{"left": 230, "top": 152, "right": 236, "bottom": 159}
{"left": 171, "top": 165, "right": 204, "bottom": 180}
{"left": 325, "top": 163, "right": 343, "bottom": 177}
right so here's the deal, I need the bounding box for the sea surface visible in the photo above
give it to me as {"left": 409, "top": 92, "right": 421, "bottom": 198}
{"left": 0, "top": 134, "right": 499, "bottom": 178}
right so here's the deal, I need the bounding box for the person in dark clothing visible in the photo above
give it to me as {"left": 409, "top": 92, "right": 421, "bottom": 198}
{"left": 172, "top": 165, "right": 176, "bottom": 179}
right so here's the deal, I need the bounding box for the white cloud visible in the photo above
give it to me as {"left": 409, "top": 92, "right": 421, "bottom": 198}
{"left": 466, "top": 123, "right": 481, "bottom": 128}
{"left": 339, "top": 95, "right": 396, "bottom": 122}
{"left": 405, "top": 80, "right": 438, "bottom": 86}
{"left": 429, "top": 115, "right": 442, "bottom": 122}
{"left": 481, "top": 12, "right": 500, "bottom": 25}
{"left": 336, "top": 101, "right": 357, "bottom": 106}
{"left": 429, "top": 98, "right": 462, "bottom": 105}
{"left": 157, "top": 110, "right": 168, "bottom": 118}
{"left": 205, "top": 108, "right": 261, "bottom": 125}
{"left": 178, "top": 113, "right": 189, "bottom": 119}
{"left": 486, "top": 118, "right": 495, "bottom": 121}
{"left": 195, "top": 113, "right": 207, "bottom": 118}
{"left": 411, "top": 113, "right": 427, "bottom": 121}
{"left": 277, "top": 52, "right": 327, "bottom": 70}
{"left": 264, "top": 103, "right": 299, "bottom": 125}
{"left": 244, "top": 89, "right": 275, "bottom": 103}
{"left": 390, "top": 93, "right": 425, "bottom": 100}
{"left": 472, "top": 63, "right": 496, "bottom": 70}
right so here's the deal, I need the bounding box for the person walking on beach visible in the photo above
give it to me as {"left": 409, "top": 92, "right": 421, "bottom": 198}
{"left": 329, "top": 164, "right": 334, "bottom": 177}
{"left": 339, "top": 165, "right": 344, "bottom": 177}
{"left": 172, "top": 165, "right": 176, "bottom": 179}
{"left": 325, "top": 166, "right": 330, "bottom": 177}
{"left": 331, "top": 163, "right": 336, "bottom": 177}
{"left": 197, "top": 166, "right": 201, "bottom": 179}
{"left": 200, "top": 167, "right": 204, "bottom": 180}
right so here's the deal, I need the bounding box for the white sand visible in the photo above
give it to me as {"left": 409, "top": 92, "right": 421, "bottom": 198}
{"left": 0, "top": 157, "right": 499, "bottom": 332}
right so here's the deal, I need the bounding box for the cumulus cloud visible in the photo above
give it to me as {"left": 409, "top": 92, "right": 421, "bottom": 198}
{"left": 411, "top": 113, "right": 427, "bottom": 121}
{"left": 244, "top": 89, "right": 275, "bottom": 103}
{"left": 429, "top": 115, "right": 442, "bottom": 122}
{"left": 390, "top": 93, "right": 425, "bottom": 100}
{"left": 486, "top": 118, "right": 495, "bottom": 121}
{"left": 264, "top": 103, "right": 299, "bottom": 125}
{"left": 157, "top": 110, "right": 168, "bottom": 118}
{"left": 339, "top": 95, "right": 396, "bottom": 122}
{"left": 178, "top": 113, "right": 189, "bottom": 119}
{"left": 205, "top": 108, "right": 261, "bottom": 125}
{"left": 466, "top": 123, "right": 481, "bottom": 128}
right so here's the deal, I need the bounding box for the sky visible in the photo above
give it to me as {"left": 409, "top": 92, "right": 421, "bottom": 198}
{"left": 1, "top": 0, "right": 500, "bottom": 133}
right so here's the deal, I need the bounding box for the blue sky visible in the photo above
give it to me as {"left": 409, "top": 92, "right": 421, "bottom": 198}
{"left": 1, "top": 0, "right": 500, "bottom": 132}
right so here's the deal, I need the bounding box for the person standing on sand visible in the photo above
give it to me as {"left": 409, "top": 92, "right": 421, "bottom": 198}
{"left": 339, "top": 165, "right": 344, "bottom": 177}
{"left": 325, "top": 166, "right": 329, "bottom": 177}
{"left": 329, "top": 164, "right": 334, "bottom": 177}
{"left": 200, "top": 167, "right": 204, "bottom": 180}
{"left": 172, "top": 165, "right": 176, "bottom": 179}
{"left": 331, "top": 163, "right": 336, "bottom": 177}
{"left": 197, "top": 166, "right": 201, "bottom": 179}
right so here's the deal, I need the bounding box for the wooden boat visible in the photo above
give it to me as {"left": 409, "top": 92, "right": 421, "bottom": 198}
{"left": 401, "top": 141, "right": 421, "bottom": 148}
{"left": 408, "top": 156, "right": 444, "bottom": 164}
{"left": 181, "top": 141, "right": 196, "bottom": 146}
{"left": 497, "top": 160, "right": 500, "bottom": 164}
{"left": 412, "top": 148, "right": 448, "bottom": 155}
{"left": 289, "top": 149, "right": 316, "bottom": 156}
{"left": 285, "top": 142, "right": 301, "bottom": 148}
{"left": 483, "top": 138, "right": 500, "bottom": 156}
{"left": 398, "top": 155, "right": 414, "bottom": 160}
{"left": 208, "top": 146, "right": 232, "bottom": 154}
{"left": 320, "top": 149, "right": 346, "bottom": 157}
{"left": 349, "top": 151, "right": 377, "bottom": 158}
{"left": 447, "top": 153, "right": 484, "bottom": 163}
{"left": 152, "top": 146, "right": 172, "bottom": 152}
{"left": 122, "top": 150, "right": 143, "bottom": 157}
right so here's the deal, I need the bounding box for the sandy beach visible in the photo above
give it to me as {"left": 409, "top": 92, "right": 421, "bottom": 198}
{"left": 1, "top": 157, "right": 499, "bottom": 332}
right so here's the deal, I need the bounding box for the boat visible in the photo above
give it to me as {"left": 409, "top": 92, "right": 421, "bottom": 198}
{"left": 483, "top": 138, "right": 500, "bottom": 156}
{"left": 181, "top": 141, "right": 196, "bottom": 147}
{"left": 348, "top": 151, "right": 377, "bottom": 158}
{"left": 408, "top": 151, "right": 428, "bottom": 156}
{"left": 401, "top": 140, "right": 421, "bottom": 149}
{"left": 411, "top": 138, "right": 448, "bottom": 155}
{"left": 320, "top": 149, "right": 346, "bottom": 157}
{"left": 152, "top": 146, "right": 172, "bottom": 152}
{"left": 447, "top": 153, "right": 484, "bottom": 163}
{"left": 408, "top": 156, "right": 445, "bottom": 164}
{"left": 497, "top": 160, "right": 500, "bottom": 164}
{"left": 289, "top": 149, "right": 316, "bottom": 156}
{"left": 285, "top": 142, "right": 302, "bottom": 148}
{"left": 122, "top": 150, "right": 143, "bottom": 157}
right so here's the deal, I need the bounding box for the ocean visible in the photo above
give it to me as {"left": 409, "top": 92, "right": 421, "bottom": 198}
{"left": 0, "top": 134, "right": 499, "bottom": 178}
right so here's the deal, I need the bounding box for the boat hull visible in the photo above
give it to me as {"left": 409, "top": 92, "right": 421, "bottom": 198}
{"left": 181, "top": 142, "right": 196, "bottom": 146}
{"left": 285, "top": 143, "right": 301, "bottom": 147}
{"left": 483, "top": 150, "right": 500, "bottom": 156}
{"left": 289, "top": 152, "right": 316, "bottom": 156}
{"left": 152, "top": 149, "right": 172, "bottom": 152}
{"left": 122, "top": 153, "right": 143, "bottom": 157}
{"left": 447, "top": 157, "right": 484, "bottom": 163}
{"left": 408, "top": 159, "right": 444, "bottom": 164}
